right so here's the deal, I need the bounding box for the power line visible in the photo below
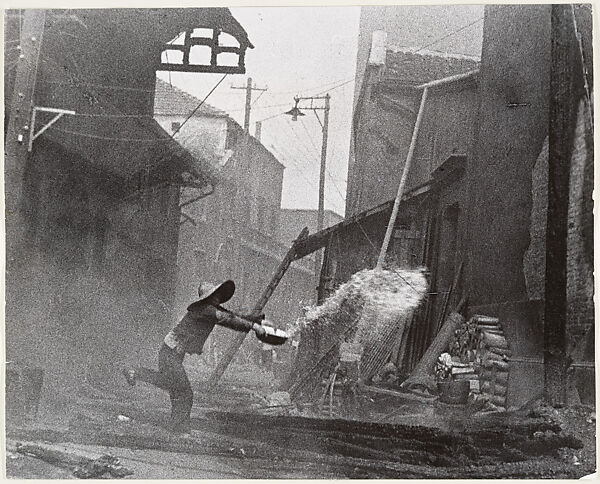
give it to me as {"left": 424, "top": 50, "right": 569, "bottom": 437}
{"left": 39, "top": 79, "right": 154, "bottom": 93}
{"left": 251, "top": 89, "right": 267, "bottom": 106}
{"left": 268, "top": 76, "right": 354, "bottom": 96}
{"left": 413, "top": 17, "right": 484, "bottom": 55}
{"left": 229, "top": 102, "right": 292, "bottom": 112}
{"left": 314, "top": 78, "right": 354, "bottom": 96}
{"left": 275, "top": 122, "right": 321, "bottom": 188}
{"left": 171, "top": 73, "right": 228, "bottom": 138}
{"left": 290, "top": 117, "right": 346, "bottom": 203}
{"left": 47, "top": 126, "right": 171, "bottom": 142}
{"left": 297, "top": 117, "right": 346, "bottom": 199}
{"left": 256, "top": 111, "right": 285, "bottom": 123}
{"left": 283, "top": 117, "right": 317, "bottom": 161}
{"left": 268, "top": 143, "right": 319, "bottom": 191}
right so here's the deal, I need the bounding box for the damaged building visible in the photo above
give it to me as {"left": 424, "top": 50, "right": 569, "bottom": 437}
{"left": 4, "top": 8, "right": 253, "bottom": 391}
{"left": 288, "top": 4, "right": 593, "bottom": 408}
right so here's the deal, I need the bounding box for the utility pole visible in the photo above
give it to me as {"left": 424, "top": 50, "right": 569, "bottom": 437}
{"left": 5, "top": 9, "right": 46, "bottom": 265}
{"left": 316, "top": 94, "right": 330, "bottom": 281}
{"left": 544, "top": 4, "right": 576, "bottom": 407}
{"left": 231, "top": 77, "right": 267, "bottom": 133}
{"left": 285, "top": 94, "right": 331, "bottom": 284}
{"left": 255, "top": 121, "right": 262, "bottom": 142}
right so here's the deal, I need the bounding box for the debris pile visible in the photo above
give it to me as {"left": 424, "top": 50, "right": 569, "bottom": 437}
{"left": 15, "top": 442, "right": 134, "bottom": 479}
{"left": 73, "top": 454, "right": 134, "bottom": 479}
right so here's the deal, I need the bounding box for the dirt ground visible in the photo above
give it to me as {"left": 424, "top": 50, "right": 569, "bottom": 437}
{"left": 5, "top": 366, "right": 597, "bottom": 479}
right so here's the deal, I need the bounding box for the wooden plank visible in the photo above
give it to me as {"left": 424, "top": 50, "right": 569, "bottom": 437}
{"left": 472, "top": 315, "right": 500, "bottom": 325}
{"left": 482, "top": 359, "right": 509, "bottom": 371}
{"left": 401, "top": 310, "right": 465, "bottom": 392}
{"left": 482, "top": 332, "right": 509, "bottom": 349}
{"left": 359, "top": 383, "right": 438, "bottom": 404}
{"left": 486, "top": 346, "right": 512, "bottom": 357}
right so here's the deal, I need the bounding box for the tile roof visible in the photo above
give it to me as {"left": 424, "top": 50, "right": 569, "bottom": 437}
{"left": 385, "top": 47, "right": 480, "bottom": 86}
{"left": 154, "top": 78, "right": 228, "bottom": 117}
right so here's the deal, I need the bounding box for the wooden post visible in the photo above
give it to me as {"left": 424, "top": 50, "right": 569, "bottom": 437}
{"left": 314, "top": 93, "right": 330, "bottom": 284}
{"left": 376, "top": 87, "right": 428, "bottom": 269}
{"left": 5, "top": 10, "right": 46, "bottom": 265}
{"left": 544, "top": 4, "right": 575, "bottom": 407}
{"left": 243, "top": 77, "right": 252, "bottom": 132}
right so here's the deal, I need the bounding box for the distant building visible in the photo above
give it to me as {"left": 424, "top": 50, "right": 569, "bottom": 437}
{"left": 277, "top": 208, "right": 343, "bottom": 247}
{"left": 154, "top": 80, "right": 315, "bottom": 360}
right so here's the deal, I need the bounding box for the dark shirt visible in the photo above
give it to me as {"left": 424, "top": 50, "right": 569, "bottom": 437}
{"left": 164, "top": 303, "right": 252, "bottom": 355}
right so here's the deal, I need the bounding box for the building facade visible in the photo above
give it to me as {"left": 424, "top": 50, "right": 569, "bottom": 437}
{"left": 4, "top": 8, "right": 253, "bottom": 389}
{"left": 294, "top": 4, "right": 593, "bottom": 407}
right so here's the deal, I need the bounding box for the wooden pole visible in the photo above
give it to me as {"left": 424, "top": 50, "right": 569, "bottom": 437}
{"left": 314, "top": 93, "right": 330, "bottom": 284}
{"left": 376, "top": 87, "right": 428, "bottom": 270}
{"left": 231, "top": 78, "right": 267, "bottom": 134}
{"left": 5, "top": 10, "right": 46, "bottom": 263}
{"left": 544, "top": 4, "right": 575, "bottom": 407}
{"left": 243, "top": 77, "right": 252, "bottom": 132}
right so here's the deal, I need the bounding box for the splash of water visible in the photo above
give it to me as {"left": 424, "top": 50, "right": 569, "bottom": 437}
{"left": 288, "top": 267, "right": 428, "bottom": 344}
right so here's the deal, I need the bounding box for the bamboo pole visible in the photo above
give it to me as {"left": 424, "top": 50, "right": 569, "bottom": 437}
{"left": 376, "top": 87, "right": 429, "bottom": 269}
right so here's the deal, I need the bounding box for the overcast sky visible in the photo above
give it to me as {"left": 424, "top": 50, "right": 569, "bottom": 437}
{"left": 156, "top": 5, "right": 484, "bottom": 217}
{"left": 158, "top": 6, "right": 360, "bottom": 216}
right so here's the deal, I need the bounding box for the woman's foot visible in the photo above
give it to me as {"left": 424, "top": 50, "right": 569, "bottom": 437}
{"left": 122, "top": 368, "right": 136, "bottom": 386}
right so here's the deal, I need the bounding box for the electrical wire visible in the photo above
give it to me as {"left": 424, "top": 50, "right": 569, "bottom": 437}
{"left": 171, "top": 73, "right": 228, "bottom": 138}
{"left": 39, "top": 79, "right": 155, "bottom": 93}
{"left": 251, "top": 89, "right": 266, "bottom": 106}
{"left": 47, "top": 126, "right": 171, "bottom": 142}
{"left": 297, "top": 117, "right": 346, "bottom": 202}
{"left": 314, "top": 78, "right": 354, "bottom": 97}
{"left": 281, "top": 118, "right": 346, "bottom": 206}
{"left": 269, "top": 76, "right": 355, "bottom": 96}
{"left": 228, "top": 101, "right": 292, "bottom": 112}
{"left": 256, "top": 111, "right": 285, "bottom": 123}
{"left": 413, "top": 17, "right": 484, "bottom": 55}
{"left": 268, "top": 143, "right": 319, "bottom": 191}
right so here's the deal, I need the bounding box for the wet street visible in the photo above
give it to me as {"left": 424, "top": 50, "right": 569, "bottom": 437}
{"left": 6, "top": 379, "right": 596, "bottom": 479}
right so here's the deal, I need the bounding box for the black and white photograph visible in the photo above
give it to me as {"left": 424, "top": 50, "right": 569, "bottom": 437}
{"left": 3, "top": 3, "right": 596, "bottom": 479}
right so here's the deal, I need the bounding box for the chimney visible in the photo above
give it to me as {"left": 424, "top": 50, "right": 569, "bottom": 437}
{"left": 255, "top": 121, "right": 262, "bottom": 142}
{"left": 368, "top": 30, "right": 387, "bottom": 66}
